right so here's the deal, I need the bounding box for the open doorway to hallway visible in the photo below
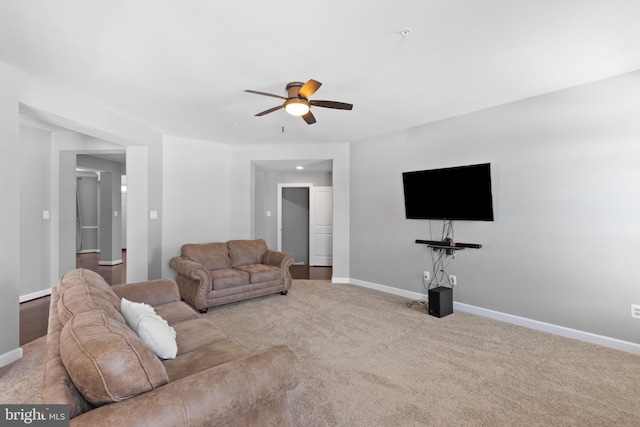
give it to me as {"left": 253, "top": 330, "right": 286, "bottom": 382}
{"left": 253, "top": 159, "right": 333, "bottom": 273}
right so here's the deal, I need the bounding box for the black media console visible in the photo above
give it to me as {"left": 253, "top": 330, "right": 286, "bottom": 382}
{"left": 415, "top": 239, "right": 482, "bottom": 253}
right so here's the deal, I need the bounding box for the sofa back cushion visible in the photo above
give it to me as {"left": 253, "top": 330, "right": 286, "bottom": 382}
{"left": 59, "top": 268, "right": 121, "bottom": 308}
{"left": 57, "top": 268, "right": 124, "bottom": 326}
{"left": 181, "top": 242, "right": 232, "bottom": 270}
{"left": 42, "top": 287, "right": 94, "bottom": 420}
{"left": 60, "top": 310, "right": 169, "bottom": 406}
{"left": 228, "top": 239, "right": 268, "bottom": 267}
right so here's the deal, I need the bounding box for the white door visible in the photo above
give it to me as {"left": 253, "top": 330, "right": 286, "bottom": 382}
{"left": 309, "top": 186, "right": 333, "bottom": 266}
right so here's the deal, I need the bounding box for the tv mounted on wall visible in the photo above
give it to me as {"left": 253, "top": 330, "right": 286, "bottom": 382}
{"left": 402, "top": 163, "right": 494, "bottom": 221}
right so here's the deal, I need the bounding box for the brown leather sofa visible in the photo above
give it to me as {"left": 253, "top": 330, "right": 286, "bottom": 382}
{"left": 169, "top": 239, "right": 294, "bottom": 312}
{"left": 42, "top": 268, "right": 301, "bottom": 426}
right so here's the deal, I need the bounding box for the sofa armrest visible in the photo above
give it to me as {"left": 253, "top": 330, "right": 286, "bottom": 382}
{"left": 169, "top": 257, "right": 213, "bottom": 312}
{"left": 169, "top": 256, "right": 209, "bottom": 279}
{"left": 69, "top": 345, "right": 301, "bottom": 427}
{"left": 263, "top": 250, "right": 294, "bottom": 268}
{"left": 112, "top": 279, "right": 181, "bottom": 306}
{"left": 264, "top": 250, "right": 295, "bottom": 293}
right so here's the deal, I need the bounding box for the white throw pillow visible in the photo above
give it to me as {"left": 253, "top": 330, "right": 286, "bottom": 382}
{"left": 120, "top": 298, "right": 178, "bottom": 359}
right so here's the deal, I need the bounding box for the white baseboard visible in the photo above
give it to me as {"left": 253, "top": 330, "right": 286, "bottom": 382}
{"left": 346, "top": 278, "right": 427, "bottom": 301}
{"left": 0, "top": 347, "right": 23, "bottom": 368}
{"left": 453, "top": 302, "right": 640, "bottom": 355}
{"left": 20, "top": 288, "right": 52, "bottom": 303}
{"left": 344, "top": 278, "right": 640, "bottom": 355}
{"left": 98, "top": 259, "right": 123, "bottom": 266}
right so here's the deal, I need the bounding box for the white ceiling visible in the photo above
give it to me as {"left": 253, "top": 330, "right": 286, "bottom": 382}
{"left": 2, "top": 0, "right": 640, "bottom": 147}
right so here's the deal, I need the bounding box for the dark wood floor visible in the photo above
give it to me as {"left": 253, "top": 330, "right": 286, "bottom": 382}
{"left": 73, "top": 250, "right": 128, "bottom": 286}
{"left": 19, "top": 254, "right": 331, "bottom": 345}
{"left": 289, "top": 264, "right": 332, "bottom": 281}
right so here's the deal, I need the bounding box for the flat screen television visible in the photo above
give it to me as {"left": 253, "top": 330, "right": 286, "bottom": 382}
{"left": 402, "top": 163, "right": 494, "bottom": 221}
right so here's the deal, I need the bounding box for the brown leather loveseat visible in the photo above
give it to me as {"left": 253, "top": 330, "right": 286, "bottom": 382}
{"left": 169, "top": 239, "right": 294, "bottom": 312}
{"left": 42, "top": 268, "right": 300, "bottom": 426}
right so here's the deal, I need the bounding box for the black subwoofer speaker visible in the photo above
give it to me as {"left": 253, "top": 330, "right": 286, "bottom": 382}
{"left": 428, "top": 286, "right": 453, "bottom": 318}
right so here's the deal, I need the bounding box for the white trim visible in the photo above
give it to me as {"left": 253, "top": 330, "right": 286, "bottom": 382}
{"left": 0, "top": 347, "right": 23, "bottom": 367}
{"left": 20, "top": 288, "right": 52, "bottom": 303}
{"left": 98, "top": 259, "right": 123, "bottom": 266}
{"left": 453, "top": 302, "right": 640, "bottom": 355}
{"left": 347, "top": 278, "right": 428, "bottom": 301}
{"left": 345, "top": 278, "right": 640, "bottom": 355}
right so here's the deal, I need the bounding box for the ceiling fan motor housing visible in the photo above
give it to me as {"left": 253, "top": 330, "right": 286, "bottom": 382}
{"left": 286, "top": 81, "right": 305, "bottom": 99}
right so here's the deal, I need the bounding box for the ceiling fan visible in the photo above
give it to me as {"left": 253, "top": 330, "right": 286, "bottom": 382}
{"left": 244, "top": 79, "right": 353, "bottom": 125}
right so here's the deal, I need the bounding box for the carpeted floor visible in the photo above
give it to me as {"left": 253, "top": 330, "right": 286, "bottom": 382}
{"left": 2, "top": 280, "right": 640, "bottom": 426}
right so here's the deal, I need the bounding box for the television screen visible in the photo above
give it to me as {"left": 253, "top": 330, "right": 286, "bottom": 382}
{"left": 402, "top": 163, "right": 494, "bottom": 221}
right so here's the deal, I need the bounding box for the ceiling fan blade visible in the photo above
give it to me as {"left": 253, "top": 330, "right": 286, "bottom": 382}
{"left": 310, "top": 100, "right": 353, "bottom": 110}
{"left": 255, "top": 105, "right": 284, "bottom": 116}
{"left": 302, "top": 111, "right": 317, "bottom": 125}
{"left": 298, "top": 79, "right": 322, "bottom": 99}
{"left": 244, "top": 89, "right": 287, "bottom": 100}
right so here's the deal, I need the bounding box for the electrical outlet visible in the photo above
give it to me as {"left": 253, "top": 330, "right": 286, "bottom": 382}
{"left": 423, "top": 271, "right": 430, "bottom": 281}
{"left": 449, "top": 275, "right": 457, "bottom": 285}
{"left": 631, "top": 304, "right": 640, "bottom": 319}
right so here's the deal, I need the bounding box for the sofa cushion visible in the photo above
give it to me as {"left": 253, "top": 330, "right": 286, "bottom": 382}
{"left": 181, "top": 242, "right": 232, "bottom": 270}
{"left": 120, "top": 298, "right": 178, "bottom": 359}
{"left": 162, "top": 339, "right": 251, "bottom": 382}
{"left": 153, "top": 301, "right": 200, "bottom": 325}
{"left": 228, "top": 239, "right": 268, "bottom": 267}
{"left": 59, "top": 268, "right": 121, "bottom": 309}
{"left": 58, "top": 284, "right": 126, "bottom": 326}
{"left": 235, "top": 264, "right": 282, "bottom": 284}
{"left": 171, "top": 318, "right": 229, "bottom": 356}
{"left": 210, "top": 268, "right": 250, "bottom": 290}
{"left": 60, "top": 310, "right": 169, "bottom": 406}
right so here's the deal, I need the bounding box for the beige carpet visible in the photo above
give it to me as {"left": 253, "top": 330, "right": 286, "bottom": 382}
{"left": 2, "top": 280, "right": 640, "bottom": 426}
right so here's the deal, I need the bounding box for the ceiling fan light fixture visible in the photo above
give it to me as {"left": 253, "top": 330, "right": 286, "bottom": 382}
{"left": 284, "top": 98, "right": 310, "bottom": 116}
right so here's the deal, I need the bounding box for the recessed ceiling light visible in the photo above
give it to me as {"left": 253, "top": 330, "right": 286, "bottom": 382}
{"left": 296, "top": 166, "right": 304, "bottom": 170}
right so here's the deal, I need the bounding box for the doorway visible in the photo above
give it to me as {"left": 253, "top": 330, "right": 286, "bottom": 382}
{"left": 281, "top": 186, "right": 310, "bottom": 264}
{"left": 277, "top": 184, "right": 333, "bottom": 266}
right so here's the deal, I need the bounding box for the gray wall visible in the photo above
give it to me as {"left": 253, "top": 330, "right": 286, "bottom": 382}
{"left": 19, "top": 125, "right": 52, "bottom": 297}
{"left": 350, "top": 71, "right": 640, "bottom": 344}
{"left": 160, "top": 135, "right": 232, "bottom": 279}
{"left": 1, "top": 70, "right": 20, "bottom": 363}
